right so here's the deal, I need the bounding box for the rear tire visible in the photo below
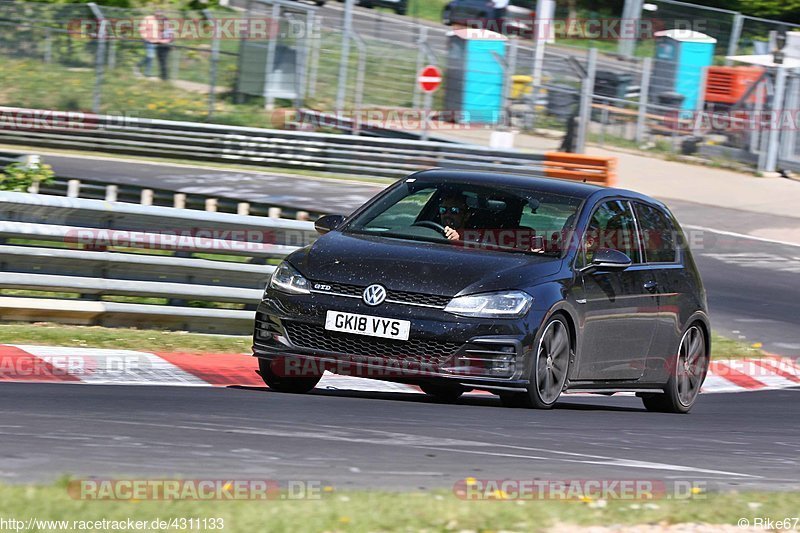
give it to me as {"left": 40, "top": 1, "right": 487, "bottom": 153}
{"left": 420, "top": 382, "right": 465, "bottom": 402}
{"left": 258, "top": 357, "right": 321, "bottom": 394}
{"left": 640, "top": 324, "right": 708, "bottom": 414}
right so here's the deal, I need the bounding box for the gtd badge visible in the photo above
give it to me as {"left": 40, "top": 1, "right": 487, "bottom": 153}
{"left": 362, "top": 284, "right": 387, "bottom": 306}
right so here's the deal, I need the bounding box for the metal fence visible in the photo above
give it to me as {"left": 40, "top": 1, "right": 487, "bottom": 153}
{"left": 628, "top": 0, "right": 800, "bottom": 61}
{"left": 1, "top": 0, "right": 798, "bottom": 170}
{"left": 0, "top": 190, "right": 316, "bottom": 334}
{"left": 0, "top": 106, "right": 551, "bottom": 179}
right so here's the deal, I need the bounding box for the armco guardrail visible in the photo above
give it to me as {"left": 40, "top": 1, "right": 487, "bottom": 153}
{"left": 0, "top": 106, "right": 549, "bottom": 180}
{"left": 0, "top": 107, "right": 618, "bottom": 185}
{"left": 0, "top": 191, "right": 317, "bottom": 334}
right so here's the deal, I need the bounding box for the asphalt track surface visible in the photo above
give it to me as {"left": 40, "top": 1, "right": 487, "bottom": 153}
{"left": 3, "top": 153, "right": 800, "bottom": 488}
{"left": 36, "top": 152, "right": 800, "bottom": 356}
{"left": 1, "top": 383, "right": 798, "bottom": 489}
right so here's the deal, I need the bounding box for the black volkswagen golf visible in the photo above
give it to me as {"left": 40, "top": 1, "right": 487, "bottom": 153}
{"left": 253, "top": 170, "right": 710, "bottom": 413}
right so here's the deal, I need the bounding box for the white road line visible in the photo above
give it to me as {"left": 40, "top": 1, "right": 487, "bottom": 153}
{"left": 414, "top": 446, "right": 758, "bottom": 478}
{"left": 684, "top": 224, "right": 800, "bottom": 248}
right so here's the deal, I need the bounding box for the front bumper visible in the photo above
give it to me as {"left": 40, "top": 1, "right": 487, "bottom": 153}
{"left": 252, "top": 290, "right": 540, "bottom": 391}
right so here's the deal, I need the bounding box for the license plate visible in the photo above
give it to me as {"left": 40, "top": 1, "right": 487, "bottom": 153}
{"left": 324, "top": 310, "right": 410, "bottom": 341}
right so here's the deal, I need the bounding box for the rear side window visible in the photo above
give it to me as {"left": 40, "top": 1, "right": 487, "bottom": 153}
{"left": 634, "top": 203, "right": 679, "bottom": 263}
{"left": 581, "top": 200, "right": 641, "bottom": 265}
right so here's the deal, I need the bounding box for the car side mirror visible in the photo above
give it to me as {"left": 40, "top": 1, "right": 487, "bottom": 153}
{"left": 314, "top": 214, "right": 346, "bottom": 235}
{"left": 580, "top": 248, "right": 632, "bottom": 274}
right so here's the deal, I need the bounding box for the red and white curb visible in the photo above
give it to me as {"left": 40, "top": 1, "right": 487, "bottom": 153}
{"left": 1, "top": 345, "right": 798, "bottom": 395}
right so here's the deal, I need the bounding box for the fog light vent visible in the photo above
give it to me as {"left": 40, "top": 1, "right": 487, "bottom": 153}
{"left": 443, "top": 341, "right": 519, "bottom": 377}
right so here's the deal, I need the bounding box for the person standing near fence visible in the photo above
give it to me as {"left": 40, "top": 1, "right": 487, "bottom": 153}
{"left": 137, "top": 13, "right": 159, "bottom": 77}
{"left": 492, "top": 0, "right": 510, "bottom": 24}
{"left": 154, "top": 11, "right": 175, "bottom": 81}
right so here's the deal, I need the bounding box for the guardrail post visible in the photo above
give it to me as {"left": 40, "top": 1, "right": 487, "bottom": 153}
{"left": 173, "top": 193, "right": 186, "bottom": 209}
{"left": 172, "top": 192, "right": 186, "bottom": 209}
{"left": 237, "top": 202, "right": 250, "bottom": 216}
{"left": 205, "top": 198, "right": 218, "bottom": 212}
{"left": 105, "top": 185, "right": 118, "bottom": 202}
{"left": 67, "top": 180, "right": 81, "bottom": 198}
{"left": 141, "top": 189, "right": 154, "bottom": 206}
{"left": 268, "top": 207, "right": 282, "bottom": 218}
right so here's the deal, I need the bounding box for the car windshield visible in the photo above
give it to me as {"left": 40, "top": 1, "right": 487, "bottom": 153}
{"left": 344, "top": 179, "right": 583, "bottom": 256}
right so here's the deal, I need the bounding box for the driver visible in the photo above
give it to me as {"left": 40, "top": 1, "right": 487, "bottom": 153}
{"left": 439, "top": 192, "right": 471, "bottom": 241}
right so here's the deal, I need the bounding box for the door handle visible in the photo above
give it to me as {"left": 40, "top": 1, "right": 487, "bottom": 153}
{"left": 643, "top": 280, "right": 658, "bottom": 293}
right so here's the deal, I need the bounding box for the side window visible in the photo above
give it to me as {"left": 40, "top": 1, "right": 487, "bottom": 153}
{"left": 634, "top": 203, "right": 678, "bottom": 263}
{"left": 582, "top": 200, "right": 641, "bottom": 265}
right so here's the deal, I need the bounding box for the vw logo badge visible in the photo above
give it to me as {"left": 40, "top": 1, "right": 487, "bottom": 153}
{"left": 362, "top": 284, "right": 387, "bottom": 306}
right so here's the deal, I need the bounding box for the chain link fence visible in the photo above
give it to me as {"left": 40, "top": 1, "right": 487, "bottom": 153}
{"left": 1, "top": 0, "right": 798, "bottom": 171}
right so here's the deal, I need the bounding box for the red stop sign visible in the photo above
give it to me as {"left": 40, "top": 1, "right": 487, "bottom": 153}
{"left": 418, "top": 65, "right": 443, "bottom": 93}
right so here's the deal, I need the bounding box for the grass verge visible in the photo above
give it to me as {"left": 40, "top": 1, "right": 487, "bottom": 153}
{"left": 1, "top": 481, "right": 798, "bottom": 533}
{"left": 0, "top": 323, "right": 250, "bottom": 354}
{"left": 0, "top": 323, "right": 768, "bottom": 360}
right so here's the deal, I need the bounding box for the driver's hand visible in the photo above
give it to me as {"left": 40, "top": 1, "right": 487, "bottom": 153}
{"left": 444, "top": 226, "right": 460, "bottom": 241}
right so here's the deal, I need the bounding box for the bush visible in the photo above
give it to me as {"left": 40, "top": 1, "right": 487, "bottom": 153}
{"left": 0, "top": 161, "right": 55, "bottom": 192}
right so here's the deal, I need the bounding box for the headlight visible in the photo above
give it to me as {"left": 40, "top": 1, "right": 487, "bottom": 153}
{"left": 268, "top": 262, "right": 311, "bottom": 295}
{"left": 444, "top": 291, "right": 533, "bottom": 318}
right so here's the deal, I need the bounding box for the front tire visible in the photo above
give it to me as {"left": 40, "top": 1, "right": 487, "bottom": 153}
{"left": 640, "top": 324, "right": 708, "bottom": 413}
{"left": 258, "top": 357, "right": 321, "bottom": 394}
{"left": 500, "top": 315, "right": 571, "bottom": 409}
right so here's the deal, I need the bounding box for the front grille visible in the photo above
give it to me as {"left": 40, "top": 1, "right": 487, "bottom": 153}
{"left": 311, "top": 281, "right": 451, "bottom": 308}
{"left": 283, "top": 321, "right": 461, "bottom": 367}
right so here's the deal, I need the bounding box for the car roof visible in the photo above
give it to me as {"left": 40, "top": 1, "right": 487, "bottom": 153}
{"left": 415, "top": 168, "right": 671, "bottom": 198}
{"left": 410, "top": 169, "right": 605, "bottom": 198}
{"left": 408, "top": 170, "right": 669, "bottom": 211}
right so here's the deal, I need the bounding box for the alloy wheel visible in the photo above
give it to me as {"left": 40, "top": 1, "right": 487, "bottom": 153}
{"left": 676, "top": 325, "right": 707, "bottom": 407}
{"left": 535, "top": 318, "right": 570, "bottom": 404}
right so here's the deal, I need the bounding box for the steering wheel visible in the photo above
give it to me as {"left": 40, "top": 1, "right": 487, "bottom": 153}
{"left": 411, "top": 220, "right": 447, "bottom": 236}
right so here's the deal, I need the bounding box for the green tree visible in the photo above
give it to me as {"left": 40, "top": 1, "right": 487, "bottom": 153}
{"left": 736, "top": 0, "right": 800, "bottom": 22}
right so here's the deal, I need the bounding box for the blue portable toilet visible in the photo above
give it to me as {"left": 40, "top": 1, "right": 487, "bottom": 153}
{"left": 650, "top": 29, "right": 716, "bottom": 111}
{"left": 444, "top": 28, "right": 507, "bottom": 125}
